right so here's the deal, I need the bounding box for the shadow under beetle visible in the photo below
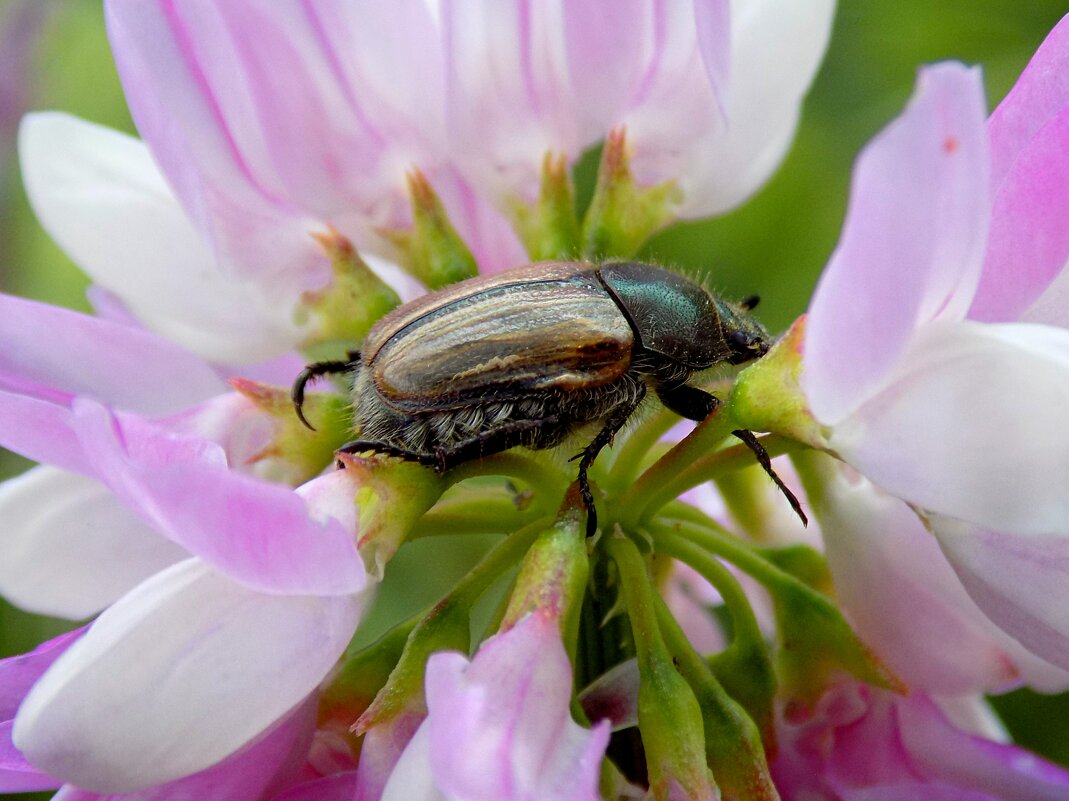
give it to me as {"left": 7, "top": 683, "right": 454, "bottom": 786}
{"left": 293, "top": 260, "right": 804, "bottom": 535}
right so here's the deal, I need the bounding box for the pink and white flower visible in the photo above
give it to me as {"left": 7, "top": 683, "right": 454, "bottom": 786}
{"left": 772, "top": 680, "right": 1069, "bottom": 800}
{"left": 799, "top": 15, "right": 1069, "bottom": 671}
{"left": 379, "top": 610, "right": 609, "bottom": 801}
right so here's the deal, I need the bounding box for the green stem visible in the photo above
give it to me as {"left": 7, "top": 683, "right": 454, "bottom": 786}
{"left": 447, "top": 516, "right": 554, "bottom": 607}
{"left": 443, "top": 452, "right": 566, "bottom": 510}
{"left": 635, "top": 434, "right": 803, "bottom": 523}
{"left": 619, "top": 406, "right": 738, "bottom": 526}
{"left": 414, "top": 496, "right": 544, "bottom": 537}
{"left": 652, "top": 531, "right": 765, "bottom": 654}
{"left": 605, "top": 407, "right": 676, "bottom": 489}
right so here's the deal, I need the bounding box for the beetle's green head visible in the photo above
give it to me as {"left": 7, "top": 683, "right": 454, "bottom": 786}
{"left": 716, "top": 296, "right": 772, "bottom": 365}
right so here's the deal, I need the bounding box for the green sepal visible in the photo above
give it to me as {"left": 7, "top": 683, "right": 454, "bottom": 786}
{"left": 501, "top": 498, "right": 589, "bottom": 661}
{"left": 229, "top": 377, "right": 350, "bottom": 483}
{"left": 608, "top": 536, "right": 718, "bottom": 801}
{"left": 581, "top": 128, "right": 682, "bottom": 260}
{"left": 299, "top": 227, "right": 400, "bottom": 348}
{"left": 341, "top": 453, "right": 448, "bottom": 579}
{"left": 381, "top": 170, "right": 478, "bottom": 289}
{"left": 770, "top": 560, "right": 904, "bottom": 706}
{"left": 730, "top": 317, "right": 828, "bottom": 450}
{"left": 353, "top": 598, "right": 471, "bottom": 734}
{"left": 655, "top": 598, "right": 780, "bottom": 801}
{"left": 509, "top": 152, "right": 581, "bottom": 261}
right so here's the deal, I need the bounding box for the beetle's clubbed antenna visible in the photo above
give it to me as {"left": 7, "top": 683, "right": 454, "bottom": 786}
{"left": 739, "top": 294, "right": 761, "bottom": 311}
{"left": 731, "top": 429, "right": 808, "bottom": 527}
{"left": 291, "top": 352, "right": 360, "bottom": 431}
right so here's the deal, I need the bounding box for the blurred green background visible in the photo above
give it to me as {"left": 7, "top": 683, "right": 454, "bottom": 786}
{"left": 1, "top": 1, "right": 1068, "bottom": 793}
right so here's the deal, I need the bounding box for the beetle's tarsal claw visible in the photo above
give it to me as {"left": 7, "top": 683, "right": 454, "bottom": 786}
{"left": 731, "top": 429, "right": 808, "bottom": 527}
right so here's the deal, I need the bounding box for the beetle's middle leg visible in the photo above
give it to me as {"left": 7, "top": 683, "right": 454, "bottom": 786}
{"left": 572, "top": 383, "right": 648, "bottom": 537}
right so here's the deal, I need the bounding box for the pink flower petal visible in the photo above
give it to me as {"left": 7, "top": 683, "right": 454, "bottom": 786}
{"left": 803, "top": 64, "right": 990, "bottom": 425}
{"left": 0, "top": 293, "right": 224, "bottom": 414}
{"left": 970, "top": 16, "right": 1069, "bottom": 322}
{"left": 0, "top": 391, "right": 90, "bottom": 475}
{"left": 14, "top": 559, "right": 367, "bottom": 793}
{"left": 423, "top": 611, "right": 608, "bottom": 801}
{"left": 18, "top": 113, "right": 306, "bottom": 364}
{"left": 816, "top": 464, "right": 1066, "bottom": 694}
{"left": 0, "top": 467, "right": 186, "bottom": 619}
{"left": 72, "top": 400, "right": 368, "bottom": 597}
{"left": 936, "top": 519, "right": 1069, "bottom": 673}
{"left": 898, "top": 692, "right": 1069, "bottom": 799}
{"left": 832, "top": 321, "right": 1069, "bottom": 535}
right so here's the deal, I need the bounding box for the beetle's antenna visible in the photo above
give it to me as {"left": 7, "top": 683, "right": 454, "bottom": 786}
{"left": 731, "top": 429, "right": 808, "bottom": 527}
{"left": 291, "top": 357, "right": 358, "bottom": 431}
{"left": 739, "top": 294, "right": 761, "bottom": 311}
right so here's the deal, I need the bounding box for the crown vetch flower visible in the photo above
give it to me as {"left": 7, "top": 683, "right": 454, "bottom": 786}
{"left": 792, "top": 14, "right": 1069, "bottom": 671}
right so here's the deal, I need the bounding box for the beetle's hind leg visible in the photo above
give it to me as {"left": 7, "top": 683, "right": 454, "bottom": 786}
{"left": 292, "top": 351, "right": 361, "bottom": 431}
{"left": 572, "top": 384, "right": 648, "bottom": 537}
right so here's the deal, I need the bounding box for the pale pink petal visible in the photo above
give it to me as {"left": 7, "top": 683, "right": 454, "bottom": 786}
{"left": 936, "top": 519, "right": 1069, "bottom": 673}
{"left": 676, "top": 0, "right": 835, "bottom": 216}
{"left": 71, "top": 400, "right": 368, "bottom": 596}
{"left": 273, "top": 772, "right": 359, "bottom": 801}
{"left": 14, "top": 559, "right": 367, "bottom": 793}
{"left": 694, "top": 0, "right": 730, "bottom": 114}
{"left": 0, "top": 391, "right": 91, "bottom": 475}
{"left": 424, "top": 611, "right": 609, "bottom": 801}
{"left": 18, "top": 113, "right": 305, "bottom": 364}
{"left": 803, "top": 64, "right": 990, "bottom": 425}
{"left": 354, "top": 713, "right": 424, "bottom": 801}
{"left": 379, "top": 725, "right": 441, "bottom": 801}
{"left": 832, "top": 321, "right": 1069, "bottom": 535}
{"left": 662, "top": 563, "right": 727, "bottom": 655}
{"left": 104, "top": 0, "right": 329, "bottom": 292}
{"left": 0, "top": 467, "right": 186, "bottom": 619}
{"left": 970, "top": 16, "right": 1069, "bottom": 321}
{"left": 51, "top": 696, "right": 316, "bottom": 801}
{"left": 816, "top": 464, "right": 1066, "bottom": 694}
{"left": 443, "top": 0, "right": 575, "bottom": 206}
{"left": 0, "top": 293, "right": 224, "bottom": 414}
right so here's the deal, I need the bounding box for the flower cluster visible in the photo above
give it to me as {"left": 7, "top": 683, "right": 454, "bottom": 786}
{"left": 2, "top": 2, "right": 1069, "bottom": 800}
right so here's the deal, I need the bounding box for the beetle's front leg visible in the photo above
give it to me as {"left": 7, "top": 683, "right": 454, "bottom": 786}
{"left": 574, "top": 384, "right": 648, "bottom": 537}
{"left": 655, "top": 382, "right": 719, "bottom": 421}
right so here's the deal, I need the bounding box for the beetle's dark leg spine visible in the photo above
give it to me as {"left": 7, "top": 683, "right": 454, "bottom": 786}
{"left": 432, "top": 417, "right": 563, "bottom": 471}
{"left": 731, "top": 429, "right": 808, "bottom": 527}
{"left": 292, "top": 355, "right": 360, "bottom": 431}
{"left": 573, "top": 383, "right": 648, "bottom": 537}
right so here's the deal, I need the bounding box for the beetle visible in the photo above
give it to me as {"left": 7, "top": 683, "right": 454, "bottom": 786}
{"left": 293, "top": 260, "right": 803, "bottom": 534}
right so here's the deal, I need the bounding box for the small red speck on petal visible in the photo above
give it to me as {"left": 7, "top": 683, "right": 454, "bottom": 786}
{"left": 944, "top": 136, "right": 959, "bottom": 153}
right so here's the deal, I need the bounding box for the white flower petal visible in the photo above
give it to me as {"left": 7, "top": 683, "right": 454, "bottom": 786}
{"left": 833, "top": 320, "right": 1069, "bottom": 534}
{"left": 18, "top": 112, "right": 304, "bottom": 363}
{"left": 676, "top": 0, "right": 835, "bottom": 216}
{"left": 13, "top": 558, "right": 368, "bottom": 793}
{"left": 0, "top": 466, "right": 186, "bottom": 619}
